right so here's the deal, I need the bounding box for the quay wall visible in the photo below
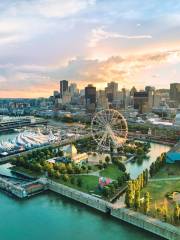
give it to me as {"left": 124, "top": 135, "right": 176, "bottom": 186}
{"left": 48, "top": 180, "right": 111, "bottom": 213}
{"left": 111, "top": 208, "right": 180, "bottom": 240}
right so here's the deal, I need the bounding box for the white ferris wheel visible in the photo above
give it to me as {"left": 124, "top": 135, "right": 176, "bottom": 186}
{"left": 91, "top": 109, "right": 128, "bottom": 151}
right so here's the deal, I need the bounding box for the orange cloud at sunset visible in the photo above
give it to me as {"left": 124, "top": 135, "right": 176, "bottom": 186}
{"left": 0, "top": 47, "right": 179, "bottom": 98}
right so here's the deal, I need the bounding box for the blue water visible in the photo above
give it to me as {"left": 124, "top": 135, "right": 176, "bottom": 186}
{"left": 126, "top": 142, "right": 170, "bottom": 179}
{"left": 0, "top": 192, "right": 162, "bottom": 240}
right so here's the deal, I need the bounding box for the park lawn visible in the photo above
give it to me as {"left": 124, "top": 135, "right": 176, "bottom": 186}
{"left": 100, "top": 164, "right": 124, "bottom": 179}
{"left": 54, "top": 175, "right": 100, "bottom": 194}
{"left": 141, "top": 179, "right": 180, "bottom": 224}
{"left": 141, "top": 179, "right": 180, "bottom": 214}
{"left": 153, "top": 162, "right": 180, "bottom": 179}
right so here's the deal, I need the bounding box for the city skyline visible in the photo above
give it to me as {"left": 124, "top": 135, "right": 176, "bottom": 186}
{"left": 1, "top": 0, "right": 180, "bottom": 98}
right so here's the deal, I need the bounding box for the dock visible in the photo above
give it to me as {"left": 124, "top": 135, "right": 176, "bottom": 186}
{"left": 0, "top": 175, "right": 47, "bottom": 198}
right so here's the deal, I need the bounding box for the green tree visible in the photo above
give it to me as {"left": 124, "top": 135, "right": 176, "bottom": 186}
{"left": 105, "top": 156, "right": 110, "bottom": 164}
{"left": 143, "top": 192, "right": 150, "bottom": 214}
{"left": 173, "top": 203, "right": 180, "bottom": 224}
{"left": 117, "top": 161, "right": 126, "bottom": 172}
{"left": 134, "top": 189, "right": 141, "bottom": 210}
{"left": 77, "top": 178, "right": 82, "bottom": 187}
{"left": 125, "top": 181, "right": 134, "bottom": 208}
{"left": 59, "top": 163, "right": 67, "bottom": 174}
{"left": 63, "top": 174, "right": 69, "bottom": 182}
{"left": 102, "top": 186, "right": 110, "bottom": 198}
{"left": 54, "top": 171, "right": 61, "bottom": 179}
{"left": 117, "top": 176, "right": 123, "bottom": 187}
{"left": 143, "top": 169, "right": 148, "bottom": 186}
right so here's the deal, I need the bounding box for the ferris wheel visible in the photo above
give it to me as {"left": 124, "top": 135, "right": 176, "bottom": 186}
{"left": 91, "top": 109, "right": 128, "bottom": 151}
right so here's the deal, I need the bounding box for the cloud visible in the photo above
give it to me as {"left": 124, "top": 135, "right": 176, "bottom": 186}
{"left": 4, "top": 0, "right": 96, "bottom": 18}
{"left": 0, "top": 0, "right": 96, "bottom": 46}
{"left": 0, "top": 48, "right": 180, "bottom": 97}
{"left": 88, "top": 27, "right": 152, "bottom": 47}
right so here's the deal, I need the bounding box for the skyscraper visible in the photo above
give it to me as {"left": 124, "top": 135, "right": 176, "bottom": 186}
{"left": 60, "top": 80, "right": 68, "bottom": 97}
{"left": 69, "top": 83, "right": 78, "bottom": 96}
{"left": 97, "top": 90, "right": 109, "bottom": 110}
{"left": 105, "top": 82, "right": 118, "bottom": 102}
{"left": 85, "top": 84, "right": 96, "bottom": 113}
{"left": 170, "top": 83, "right": 180, "bottom": 105}
{"left": 133, "top": 91, "right": 149, "bottom": 113}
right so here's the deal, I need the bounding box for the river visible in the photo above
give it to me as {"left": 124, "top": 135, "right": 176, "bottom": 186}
{"left": 0, "top": 191, "right": 163, "bottom": 240}
{"left": 0, "top": 134, "right": 170, "bottom": 240}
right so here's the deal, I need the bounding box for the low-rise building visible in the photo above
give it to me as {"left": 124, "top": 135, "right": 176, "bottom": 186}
{"left": 166, "top": 143, "right": 180, "bottom": 163}
{"left": 62, "top": 144, "right": 88, "bottom": 164}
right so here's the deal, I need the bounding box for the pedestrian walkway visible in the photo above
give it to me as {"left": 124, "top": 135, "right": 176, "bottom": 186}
{"left": 149, "top": 177, "right": 180, "bottom": 182}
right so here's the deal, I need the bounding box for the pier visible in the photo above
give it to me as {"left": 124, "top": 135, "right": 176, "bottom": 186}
{"left": 0, "top": 175, "right": 46, "bottom": 198}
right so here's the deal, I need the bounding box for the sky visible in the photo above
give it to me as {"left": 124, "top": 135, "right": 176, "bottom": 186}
{"left": 0, "top": 0, "right": 180, "bottom": 98}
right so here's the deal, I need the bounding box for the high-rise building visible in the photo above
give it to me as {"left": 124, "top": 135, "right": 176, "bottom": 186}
{"left": 130, "top": 86, "right": 137, "bottom": 96}
{"left": 170, "top": 83, "right": 180, "bottom": 105}
{"left": 97, "top": 90, "right": 109, "bottom": 110}
{"left": 62, "top": 91, "right": 71, "bottom": 104}
{"left": 130, "top": 87, "right": 137, "bottom": 106}
{"left": 145, "top": 86, "right": 155, "bottom": 93}
{"left": 69, "top": 83, "right": 78, "bottom": 97}
{"left": 60, "top": 80, "right": 68, "bottom": 97}
{"left": 153, "top": 92, "right": 162, "bottom": 107}
{"left": 134, "top": 91, "right": 149, "bottom": 113}
{"left": 105, "top": 82, "right": 118, "bottom": 102}
{"left": 134, "top": 89, "right": 155, "bottom": 113}
{"left": 53, "top": 91, "right": 60, "bottom": 98}
{"left": 85, "top": 84, "right": 96, "bottom": 113}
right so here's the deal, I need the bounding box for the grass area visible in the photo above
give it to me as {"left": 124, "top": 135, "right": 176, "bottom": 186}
{"left": 100, "top": 164, "right": 124, "bottom": 179}
{"left": 153, "top": 162, "right": 180, "bottom": 179}
{"left": 11, "top": 166, "right": 42, "bottom": 178}
{"left": 142, "top": 180, "right": 180, "bottom": 203}
{"left": 141, "top": 179, "right": 180, "bottom": 222}
{"left": 54, "top": 175, "right": 99, "bottom": 194}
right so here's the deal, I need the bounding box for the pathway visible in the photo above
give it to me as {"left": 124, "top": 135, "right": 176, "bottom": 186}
{"left": 149, "top": 176, "right": 180, "bottom": 182}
